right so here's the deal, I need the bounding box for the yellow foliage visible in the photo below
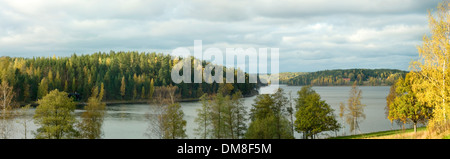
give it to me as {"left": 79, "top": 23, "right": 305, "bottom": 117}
{"left": 412, "top": 1, "right": 450, "bottom": 131}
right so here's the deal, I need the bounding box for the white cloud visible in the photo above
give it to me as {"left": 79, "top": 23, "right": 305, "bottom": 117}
{"left": 348, "top": 25, "right": 427, "bottom": 43}
{"left": 0, "top": 0, "right": 439, "bottom": 71}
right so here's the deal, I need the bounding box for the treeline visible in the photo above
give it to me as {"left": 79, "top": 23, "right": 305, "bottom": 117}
{"left": 284, "top": 69, "right": 407, "bottom": 86}
{"left": 0, "top": 51, "right": 258, "bottom": 104}
{"left": 192, "top": 84, "right": 344, "bottom": 139}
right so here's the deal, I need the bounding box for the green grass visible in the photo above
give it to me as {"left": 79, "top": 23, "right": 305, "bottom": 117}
{"left": 443, "top": 134, "right": 450, "bottom": 139}
{"left": 329, "top": 127, "right": 427, "bottom": 139}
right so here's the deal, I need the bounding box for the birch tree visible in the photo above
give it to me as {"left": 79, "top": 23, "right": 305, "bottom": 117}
{"left": 412, "top": 1, "right": 450, "bottom": 131}
{"left": 0, "top": 81, "right": 16, "bottom": 139}
{"left": 340, "top": 82, "right": 366, "bottom": 135}
{"left": 145, "top": 85, "right": 184, "bottom": 139}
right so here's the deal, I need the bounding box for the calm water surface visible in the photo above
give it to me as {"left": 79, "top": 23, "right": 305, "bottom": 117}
{"left": 11, "top": 85, "right": 407, "bottom": 139}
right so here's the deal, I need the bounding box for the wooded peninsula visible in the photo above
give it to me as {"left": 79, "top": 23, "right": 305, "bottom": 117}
{"left": 280, "top": 69, "right": 407, "bottom": 86}
{"left": 0, "top": 51, "right": 258, "bottom": 105}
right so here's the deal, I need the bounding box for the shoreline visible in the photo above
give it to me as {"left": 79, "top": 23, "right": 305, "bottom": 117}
{"left": 20, "top": 85, "right": 388, "bottom": 107}
{"left": 78, "top": 98, "right": 203, "bottom": 106}
{"left": 21, "top": 93, "right": 258, "bottom": 107}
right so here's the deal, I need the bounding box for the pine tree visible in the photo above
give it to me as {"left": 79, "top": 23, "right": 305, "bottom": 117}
{"left": 141, "top": 86, "right": 146, "bottom": 100}
{"left": 99, "top": 83, "right": 105, "bottom": 101}
{"left": 37, "top": 78, "right": 49, "bottom": 99}
{"left": 149, "top": 78, "right": 155, "bottom": 101}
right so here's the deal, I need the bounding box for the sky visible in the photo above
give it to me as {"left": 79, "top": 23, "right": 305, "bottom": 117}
{"left": 0, "top": 0, "right": 441, "bottom": 72}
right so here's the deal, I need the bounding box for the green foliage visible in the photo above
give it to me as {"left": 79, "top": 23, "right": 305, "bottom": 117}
{"left": 194, "top": 91, "right": 248, "bottom": 139}
{"left": 34, "top": 89, "right": 78, "bottom": 139}
{"left": 388, "top": 72, "right": 431, "bottom": 132}
{"left": 386, "top": 81, "right": 403, "bottom": 127}
{"left": 218, "top": 83, "right": 234, "bottom": 96}
{"left": 0, "top": 52, "right": 258, "bottom": 103}
{"left": 246, "top": 115, "right": 292, "bottom": 139}
{"left": 294, "top": 86, "right": 341, "bottom": 139}
{"left": 161, "top": 103, "right": 187, "bottom": 139}
{"left": 149, "top": 78, "right": 155, "bottom": 101}
{"left": 246, "top": 88, "right": 294, "bottom": 139}
{"left": 230, "top": 91, "right": 247, "bottom": 139}
{"left": 37, "top": 78, "right": 49, "bottom": 99}
{"left": 194, "top": 94, "right": 212, "bottom": 139}
{"left": 285, "top": 69, "right": 406, "bottom": 86}
{"left": 210, "top": 93, "right": 229, "bottom": 139}
{"left": 246, "top": 115, "right": 276, "bottom": 139}
{"left": 278, "top": 72, "right": 307, "bottom": 84}
{"left": 77, "top": 86, "right": 106, "bottom": 139}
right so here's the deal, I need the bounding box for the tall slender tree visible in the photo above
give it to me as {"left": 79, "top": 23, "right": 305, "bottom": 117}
{"left": 0, "top": 81, "right": 16, "bottom": 139}
{"left": 78, "top": 86, "right": 106, "bottom": 139}
{"left": 412, "top": 0, "right": 450, "bottom": 131}
{"left": 149, "top": 78, "right": 155, "bottom": 101}
{"left": 231, "top": 91, "right": 247, "bottom": 139}
{"left": 194, "top": 94, "right": 212, "bottom": 139}
{"left": 120, "top": 76, "right": 126, "bottom": 99}
{"left": 18, "top": 105, "right": 32, "bottom": 139}
{"left": 37, "top": 78, "right": 49, "bottom": 99}
{"left": 146, "top": 85, "right": 184, "bottom": 139}
{"left": 340, "top": 82, "right": 366, "bottom": 135}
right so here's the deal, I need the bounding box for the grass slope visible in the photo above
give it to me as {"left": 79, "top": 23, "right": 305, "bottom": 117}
{"left": 330, "top": 127, "right": 427, "bottom": 139}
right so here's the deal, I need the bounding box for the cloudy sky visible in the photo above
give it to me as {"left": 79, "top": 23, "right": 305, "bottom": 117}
{"left": 0, "top": 0, "right": 441, "bottom": 72}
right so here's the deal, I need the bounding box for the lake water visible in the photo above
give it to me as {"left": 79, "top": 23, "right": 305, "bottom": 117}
{"left": 9, "top": 85, "right": 407, "bottom": 139}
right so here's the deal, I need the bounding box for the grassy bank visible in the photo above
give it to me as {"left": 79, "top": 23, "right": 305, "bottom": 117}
{"left": 331, "top": 126, "right": 450, "bottom": 139}
{"left": 330, "top": 127, "right": 427, "bottom": 139}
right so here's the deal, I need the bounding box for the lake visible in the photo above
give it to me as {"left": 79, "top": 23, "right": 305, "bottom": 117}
{"left": 9, "top": 85, "right": 407, "bottom": 139}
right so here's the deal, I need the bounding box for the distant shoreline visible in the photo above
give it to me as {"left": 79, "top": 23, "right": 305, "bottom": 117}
{"left": 22, "top": 94, "right": 258, "bottom": 107}
{"left": 22, "top": 85, "right": 389, "bottom": 107}
{"left": 284, "top": 84, "right": 393, "bottom": 87}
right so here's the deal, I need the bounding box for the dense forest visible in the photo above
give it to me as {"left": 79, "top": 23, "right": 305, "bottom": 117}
{"left": 0, "top": 51, "right": 258, "bottom": 104}
{"left": 282, "top": 69, "right": 407, "bottom": 86}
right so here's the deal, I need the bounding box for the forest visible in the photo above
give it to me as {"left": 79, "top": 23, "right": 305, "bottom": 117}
{"left": 0, "top": 51, "right": 258, "bottom": 105}
{"left": 282, "top": 69, "right": 407, "bottom": 86}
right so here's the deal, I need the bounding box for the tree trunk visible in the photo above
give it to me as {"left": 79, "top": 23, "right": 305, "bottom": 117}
{"left": 414, "top": 123, "right": 417, "bottom": 133}
{"left": 353, "top": 116, "right": 357, "bottom": 135}
{"left": 443, "top": 59, "right": 446, "bottom": 123}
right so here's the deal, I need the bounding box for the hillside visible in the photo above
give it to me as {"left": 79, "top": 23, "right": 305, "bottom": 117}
{"left": 281, "top": 69, "right": 407, "bottom": 86}
{"left": 0, "top": 51, "right": 258, "bottom": 103}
